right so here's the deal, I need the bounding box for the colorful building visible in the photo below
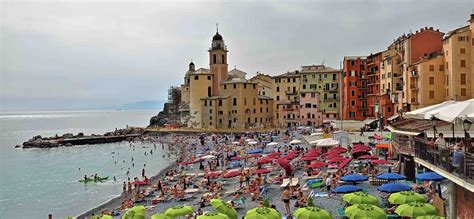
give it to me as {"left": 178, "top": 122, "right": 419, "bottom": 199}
{"left": 273, "top": 71, "right": 301, "bottom": 128}
{"left": 300, "top": 65, "right": 341, "bottom": 121}
{"left": 342, "top": 56, "right": 368, "bottom": 121}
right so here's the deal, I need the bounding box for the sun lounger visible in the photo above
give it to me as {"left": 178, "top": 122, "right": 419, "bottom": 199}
{"left": 302, "top": 175, "right": 320, "bottom": 181}
{"left": 184, "top": 188, "right": 199, "bottom": 193}
{"left": 280, "top": 178, "right": 290, "bottom": 188}
{"left": 290, "top": 178, "right": 299, "bottom": 187}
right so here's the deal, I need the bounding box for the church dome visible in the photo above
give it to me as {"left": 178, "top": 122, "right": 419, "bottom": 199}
{"left": 212, "top": 32, "right": 223, "bottom": 41}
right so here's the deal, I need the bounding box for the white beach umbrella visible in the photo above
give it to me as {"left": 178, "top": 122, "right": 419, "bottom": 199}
{"left": 289, "top": 139, "right": 302, "bottom": 144}
{"left": 232, "top": 141, "right": 240, "bottom": 145}
{"left": 248, "top": 141, "right": 258, "bottom": 145}
{"left": 405, "top": 100, "right": 457, "bottom": 119}
{"left": 309, "top": 138, "right": 331, "bottom": 145}
{"left": 310, "top": 132, "right": 324, "bottom": 136}
{"left": 316, "top": 138, "right": 340, "bottom": 147}
{"left": 201, "top": 155, "right": 216, "bottom": 159}
{"left": 245, "top": 139, "right": 252, "bottom": 142}
{"left": 426, "top": 99, "right": 474, "bottom": 123}
{"left": 267, "top": 142, "right": 278, "bottom": 146}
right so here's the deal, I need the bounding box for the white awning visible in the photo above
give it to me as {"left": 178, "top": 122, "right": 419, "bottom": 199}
{"left": 386, "top": 125, "right": 421, "bottom": 136}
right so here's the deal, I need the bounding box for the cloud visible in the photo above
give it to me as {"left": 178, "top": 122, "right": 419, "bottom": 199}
{"left": 1, "top": 0, "right": 472, "bottom": 110}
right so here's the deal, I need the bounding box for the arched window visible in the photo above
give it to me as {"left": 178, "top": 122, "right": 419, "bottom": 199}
{"left": 222, "top": 55, "right": 225, "bottom": 64}
{"left": 208, "top": 87, "right": 212, "bottom": 97}
{"left": 213, "top": 54, "right": 217, "bottom": 64}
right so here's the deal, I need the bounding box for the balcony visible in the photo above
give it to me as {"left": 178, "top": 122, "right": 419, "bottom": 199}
{"left": 394, "top": 73, "right": 402, "bottom": 78}
{"left": 357, "top": 95, "right": 366, "bottom": 99}
{"left": 323, "top": 87, "right": 339, "bottom": 92}
{"left": 413, "top": 138, "right": 474, "bottom": 185}
{"left": 410, "top": 71, "right": 418, "bottom": 78}
{"left": 396, "top": 86, "right": 403, "bottom": 92}
{"left": 357, "top": 106, "right": 367, "bottom": 111}
{"left": 285, "top": 90, "right": 298, "bottom": 95}
{"left": 359, "top": 86, "right": 368, "bottom": 90}
{"left": 322, "top": 98, "right": 340, "bottom": 102}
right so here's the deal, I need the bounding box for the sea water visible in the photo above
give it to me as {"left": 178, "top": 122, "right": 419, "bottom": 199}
{"left": 0, "top": 110, "right": 173, "bottom": 218}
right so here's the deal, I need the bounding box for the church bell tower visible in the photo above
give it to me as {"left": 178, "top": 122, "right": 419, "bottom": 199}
{"left": 209, "top": 24, "right": 228, "bottom": 95}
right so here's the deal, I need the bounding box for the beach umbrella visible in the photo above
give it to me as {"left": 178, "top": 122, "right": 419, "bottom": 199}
{"left": 197, "top": 212, "right": 229, "bottom": 219}
{"left": 257, "top": 158, "right": 273, "bottom": 164}
{"left": 254, "top": 168, "right": 271, "bottom": 174}
{"left": 290, "top": 139, "right": 302, "bottom": 144}
{"left": 325, "top": 154, "right": 343, "bottom": 159}
{"left": 358, "top": 155, "right": 378, "bottom": 160}
{"left": 206, "top": 171, "right": 222, "bottom": 178}
{"left": 329, "top": 146, "right": 348, "bottom": 153}
{"left": 416, "top": 216, "right": 445, "bottom": 219}
{"left": 202, "top": 155, "right": 216, "bottom": 160}
{"left": 90, "top": 216, "right": 100, "bottom": 219}
{"left": 248, "top": 141, "right": 258, "bottom": 145}
{"left": 328, "top": 157, "right": 346, "bottom": 163}
{"left": 123, "top": 205, "right": 147, "bottom": 219}
{"left": 317, "top": 139, "right": 340, "bottom": 147}
{"left": 300, "top": 156, "right": 317, "bottom": 161}
{"left": 247, "top": 154, "right": 262, "bottom": 158}
{"left": 309, "top": 181, "right": 324, "bottom": 188}
{"left": 307, "top": 161, "right": 328, "bottom": 169}
{"left": 352, "top": 145, "right": 371, "bottom": 151}
{"left": 342, "top": 192, "right": 379, "bottom": 205}
{"left": 332, "top": 185, "right": 362, "bottom": 194}
{"left": 210, "top": 199, "right": 237, "bottom": 219}
{"left": 341, "top": 174, "right": 368, "bottom": 182}
{"left": 101, "top": 216, "right": 113, "bottom": 219}
{"left": 231, "top": 156, "right": 244, "bottom": 161}
{"left": 378, "top": 183, "right": 411, "bottom": 193}
{"left": 371, "top": 159, "right": 391, "bottom": 165}
{"left": 164, "top": 205, "right": 194, "bottom": 218}
{"left": 377, "top": 173, "right": 406, "bottom": 181}
{"left": 293, "top": 206, "right": 333, "bottom": 219}
{"left": 223, "top": 171, "right": 240, "bottom": 178}
{"left": 151, "top": 213, "right": 171, "bottom": 219}
{"left": 277, "top": 158, "right": 293, "bottom": 176}
{"left": 416, "top": 172, "right": 445, "bottom": 182}
{"left": 345, "top": 204, "right": 387, "bottom": 219}
{"left": 388, "top": 191, "right": 427, "bottom": 205}
{"left": 245, "top": 207, "right": 281, "bottom": 219}
{"left": 232, "top": 141, "right": 240, "bottom": 145}
{"left": 267, "top": 142, "right": 278, "bottom": 146}
{"left": 395, "top": 202, "right": 438, "bottom": 218}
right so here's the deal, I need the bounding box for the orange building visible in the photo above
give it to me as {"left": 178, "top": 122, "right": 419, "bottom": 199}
{"left": 342, "top": 56, "right": 368, "bottom": 120}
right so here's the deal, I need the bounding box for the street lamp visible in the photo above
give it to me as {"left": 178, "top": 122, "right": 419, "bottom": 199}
{"left": 462, "top": 118, "right": 472, "bottom": 132}
{"left": 463, "top": 118, "right": 472, "bottom": 152}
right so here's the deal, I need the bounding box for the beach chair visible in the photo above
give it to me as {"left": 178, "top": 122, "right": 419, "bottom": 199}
{"left": 290, "top": 178, "right": 299, "bottom": 187}
{"left": 232, "top": 197, "right": 246, "bottom": 209}
{"left": 280, "top": 178, "right": 290, "bottom": 188}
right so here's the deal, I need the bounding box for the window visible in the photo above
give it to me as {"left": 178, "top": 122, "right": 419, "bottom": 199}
{"left": 244, "top": 84, "right": 247, "bottom": 89}
{"left": 439, "top": 65, "right": 444, "bottom": 71}
{"left": 218, "top": 100, "right": 222, "bottom": 106}
{"left": 302, "top": 84, "right": 306, "bottom": 89}
{"left": 305, "top": 103, "right": 311, "bottom": 108}
{"left": 446, "top": 75, "right": 449, "bottom": 85}
{"left": 276, "top": 87, "right": 280, "bottom": 92}
{"left": 207, "top": 87, "right": 212, "bottom": 97}
{"left": 388, "top": 107, "right": 391, "bottom": 113}
{"left": 244, "top": 97, "right": 247, "bottom": 105}
{"left": 351, "top": 61, "right": 355, "bottom": 66}
{"left": 233, "top": 84, "right": 236, "bottom": 89}
{"left": 194, "top": 75, "right": 199, "bottom": 80}
{"left": 324, "top": 74, "right": 327, "bottom": 78}
{"left": 222, "top": 55, "right": 225, "bottom": 64}
{"left": 458, "top": 36, "right": 467, "bottom": 41}
{"left": 429, "top": 90, "right": 434, "bottom": 99}
{"left": 351, "top": 90, "right": 355, "bottom": 96}
{"left": 461, "top": 60, "right": 466, "bottom": 68}
{"left": 204, "top": 100, "right": 207, "bottom": 106}
{"left": 350, "top": 71, "right": 356, "bottom": 77}
{"left": 429, "top": 65, "right": 434, "bottom": 71}
{"left": 233, "top": 98, "right": 237, "bottom": 106}
{"left": 461, "top": 73, "right": 466, "bottom": 85}
{"left": 351, "top": 100, "right": 355, "bottom": 106}
{"left": 213, "top": 54, "right": 217, "bottom": 64}
{"left": 332, "top": 74, "right": 336, "bottom": 80}
{"left": 349, "top": 112, "right": 355, "bottom": 118}
{"left": 209, "top": 101, "right": 212, "bottom": 106}
{"left": 219, "top": 119, "right": 222, "bottom": 123}
{"left": 429, "top": 77, "right": 434, "bottom": 85}
{"left": 461, "top": 88, "right": 467, "bottom": 96}
{"left": 460, "top": 48, "right": 466, "bottom": 54}
{"left": 446, "top": 62, "right": 448, "bottom": 70}
{"left": 253, "top": 84, "right": 256, "bottom": 89}
{"left": 276, "top": 96, "right": 280, "bottom": 101}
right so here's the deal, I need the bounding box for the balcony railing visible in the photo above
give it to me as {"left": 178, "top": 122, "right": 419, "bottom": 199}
{"left": 285, "top": 90, "right": 298, "bottom": 95}
{"left": 413, "top": 138, "right": 474, "bottom": 184}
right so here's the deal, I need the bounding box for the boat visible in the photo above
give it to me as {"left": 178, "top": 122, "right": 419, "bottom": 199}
{"left": 78, "top": 176, "right": 109, "bottom": 183}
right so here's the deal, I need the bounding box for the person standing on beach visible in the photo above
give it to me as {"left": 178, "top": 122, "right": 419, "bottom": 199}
{"left": 325, "top": 174, "right": 333, "bottom": 196}
{"left": 281, "top": 187, "right": 291, "bottom": 216}
{"left": 142, "top": 168, "right": 145, "bottom": 178}
{"left": 123, "top": 182, "right": 126, "bottom": 193}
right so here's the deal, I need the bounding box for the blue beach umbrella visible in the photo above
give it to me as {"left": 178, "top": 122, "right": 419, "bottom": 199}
{"left": 377, "top": 173, "right": 406, "bottom": 181}
{"left": 341, "top": 174, "right": 368, "bottom": 182}
{"left": 248, "top": 148, "right": 264, "bottom": 154}
{"left": 416, "top": 172, "right": 445, "bottom": 182}
{"left": 332, "top": 185, "right": 362, "bottom": 194}
{"left": 378, "top": 183, "right": 411, "bottom": 193}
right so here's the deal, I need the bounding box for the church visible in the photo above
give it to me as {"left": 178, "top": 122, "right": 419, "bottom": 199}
{"left": 179, "top": 30, "right": 274, "bottom": 130}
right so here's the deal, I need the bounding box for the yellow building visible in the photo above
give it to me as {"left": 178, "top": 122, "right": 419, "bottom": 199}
{"left": 201, "top": 77, "right": 273, "bottom": 130}
{"left": 273, "top": 71, "right": 301, "bottom": 127}
{"left": 443, "top": 15, "right": 474, "bottom": 100}
{"left": 406, "top": 52, "right": 446, "bottom": 109}
{"left": 250, "top": 73, "right": 274, "bottom": 98}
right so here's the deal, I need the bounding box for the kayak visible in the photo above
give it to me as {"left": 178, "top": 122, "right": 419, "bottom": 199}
{"left": 79, "top": 176, "right": 109, "bottom": 183}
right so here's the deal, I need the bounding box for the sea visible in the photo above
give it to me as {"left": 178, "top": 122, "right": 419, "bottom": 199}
{"left": 0, "top": 110, "right": 173, "bottom": 219}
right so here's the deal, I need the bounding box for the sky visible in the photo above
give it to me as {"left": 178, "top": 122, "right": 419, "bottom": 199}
{"left": 1, "top": 0, "right": 473, "bottom": 111}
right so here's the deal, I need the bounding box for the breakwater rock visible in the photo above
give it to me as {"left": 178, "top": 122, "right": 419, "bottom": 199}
{"left": 19, "top": 127, "right": 145, "bottom": 149}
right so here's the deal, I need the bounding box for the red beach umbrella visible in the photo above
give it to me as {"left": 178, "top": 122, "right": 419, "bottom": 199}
{"left": 306, "top": 161, "right": 328, "bottom": 169}
{"left": 326, "top": 154, "right": 344, "bottom": 159}
{"left": 257, "top": 158, "right": 273, "bottom": 164}
{"left": 247, "top": 154, "right": 262, "bottom": 158}
{"left": 330, "top": 146, "right": 348, "bottom": 153}
{"left": 131, "top": 181, "right": 148, "bottom": 185}
{"left": 205, "top": 171, "right": 222, "bottom": 178}
{"left": 223, "top": 171, "right": 241, "bottom": 178}
{"left": 371, "top": 159, "right": 391, "bottom": 165}
{"left": 358, "top": 155, "right": 378, "bottom": 160}
{"left": 328, "top": 157, "right": 346, "bottom": 163}
{"left": 299, "top": 156, "right": 317, "bottom": 161}
{"left": 231, "top": 156, "right": 244, "bottom": 160}
{"left": 353, "top": 145, "right": 371, "bottom": 151}
{"left": 277, "top": 158, "right": 293, "bottom": 176}
{"left": 254, "top": 168, "right": 271, "bottom": 174}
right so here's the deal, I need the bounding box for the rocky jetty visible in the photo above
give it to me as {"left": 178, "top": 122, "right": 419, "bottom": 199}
{"left": 19, "top": 127, "right": 145, "bottom": 149}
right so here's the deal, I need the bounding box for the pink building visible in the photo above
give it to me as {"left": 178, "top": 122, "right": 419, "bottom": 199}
{"left": 299, "top": 92, "right": 323, "bottom": 126}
